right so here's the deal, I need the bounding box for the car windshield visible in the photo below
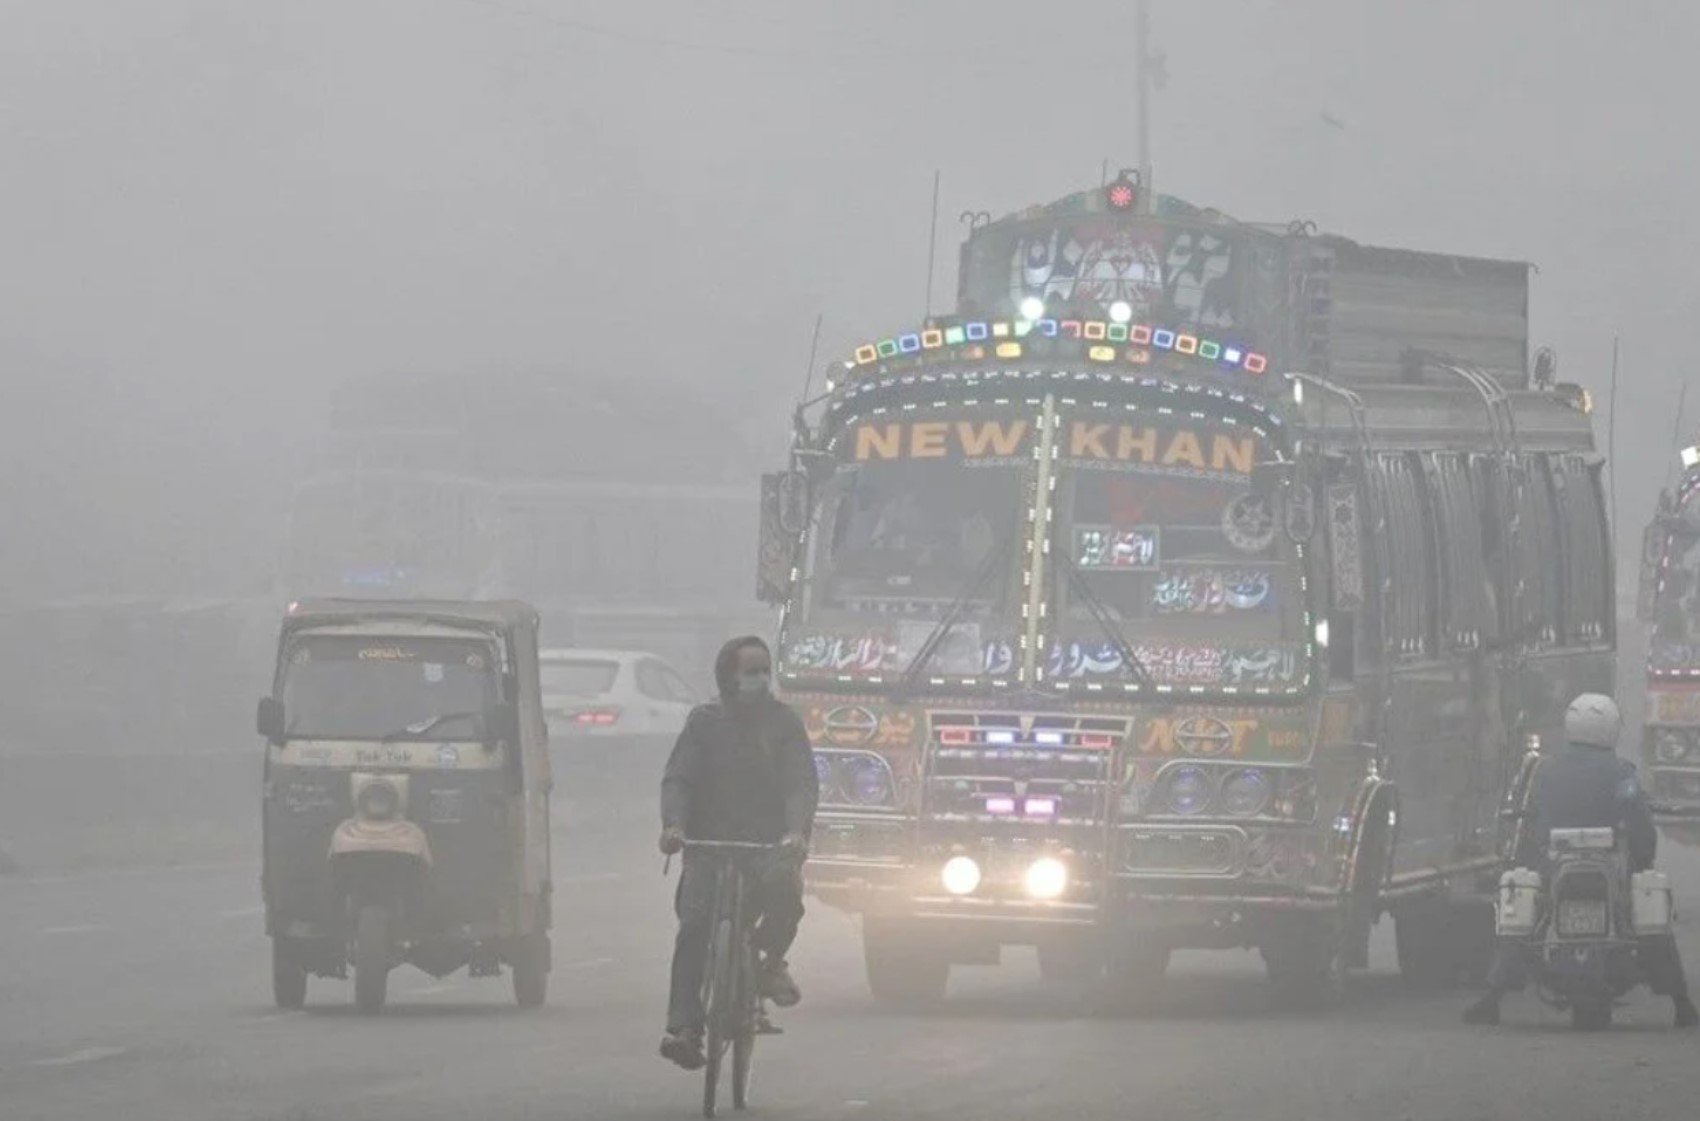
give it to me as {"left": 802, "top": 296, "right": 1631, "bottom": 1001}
{"left": 280, "top": 634, "right": 499, "bottom": 740}
{"left": 541, "top": 659, "right": 620, "bottom": 697}
{"left": 782, "top": 407, "right": 1032, "bottom": 680}
{"left": 1049, "top": 414, "right": 1306, "bottom": 692}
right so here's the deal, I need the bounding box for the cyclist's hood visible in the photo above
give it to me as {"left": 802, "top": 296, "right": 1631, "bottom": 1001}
{"left": 714, "top": 635, "right": 771, "bottom": 701}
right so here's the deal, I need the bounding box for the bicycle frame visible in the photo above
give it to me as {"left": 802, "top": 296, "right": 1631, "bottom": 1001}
{"left": 685, "top": 840, "right": 779, "bottom": 1118}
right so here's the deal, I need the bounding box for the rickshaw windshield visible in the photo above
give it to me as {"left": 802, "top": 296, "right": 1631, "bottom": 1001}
{"left": 280, "top": 634, "right": 499, "bottom": 740}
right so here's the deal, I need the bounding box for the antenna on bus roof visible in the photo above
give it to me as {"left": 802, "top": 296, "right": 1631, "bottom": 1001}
{"left": 794, "top": 313, "right": 824, "bottom": 435}
{"left": 924, "top": 170, "right": 941, "bottom": 319}
{"left": 1608, "top": 334, "right": 1620, "bottom": 533}
{"left": 797, "top": 309, "right": 824, "bottom": 394}
{"left": 1664, "top": 380, "right": 1691, "bottom": 488}
{"left": 1134, "top": 0, "right": 1163, "bottom": 215}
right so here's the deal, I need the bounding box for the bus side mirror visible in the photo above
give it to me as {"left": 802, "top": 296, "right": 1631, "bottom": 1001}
{"left": 256, "top": 696, "right": 285, "bottom": 742}
{"left": 1251, "top": 460, "right": 1316, "bottom": 545}
{"left": 757, "top": 472, "right": 806, "bottom": 605}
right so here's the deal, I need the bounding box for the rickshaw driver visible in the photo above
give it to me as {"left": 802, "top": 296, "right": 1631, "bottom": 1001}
{"left": 657, "top": 636, "right": 818, "bottom": 1070}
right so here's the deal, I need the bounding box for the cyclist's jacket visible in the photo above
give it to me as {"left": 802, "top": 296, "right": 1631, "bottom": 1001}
{"left": 661, "top": 695, "right": 817, "bottom": 845}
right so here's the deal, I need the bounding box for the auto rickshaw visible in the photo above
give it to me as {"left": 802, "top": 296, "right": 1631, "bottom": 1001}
{"left": 257, "top": 599, "right": 553, "bottom": 1013}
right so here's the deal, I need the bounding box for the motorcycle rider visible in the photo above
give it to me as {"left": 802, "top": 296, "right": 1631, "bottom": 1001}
{"left": 1464, "top": 693, "right": 1698, "bottom": 1027}
{"left": 658, "top": 636, "right": 818, "bottom": 1069}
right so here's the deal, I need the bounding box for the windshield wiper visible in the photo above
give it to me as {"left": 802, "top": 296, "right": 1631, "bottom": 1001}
{"left": 380, "top": 710, "right": 483, "bottom": 742}
{"left": 892, "top": 510, "right": 1026, "bottom": 700}
{"left": 1055, "top": 552, "right": 1155, "bottom": 689}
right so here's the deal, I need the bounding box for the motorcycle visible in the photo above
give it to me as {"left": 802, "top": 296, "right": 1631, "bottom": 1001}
{"left": 1497, "top": 826, "right": 1673, "bottom": 1030}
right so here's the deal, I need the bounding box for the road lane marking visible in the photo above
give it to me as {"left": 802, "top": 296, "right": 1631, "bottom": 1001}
{"left": 558, "top": 872, "right": 623, "bottom": 884}
{"left": 559, "top": 957, "right": 617, "bottom": 970}
{"left": 40, "top": 923, "right": 103, "bottom": 934}
{"left": 29, "top": 1046, "right": 128, "bottom": 1067}
{"left": 409, "top": 982, "right": 459, "bottom": 995}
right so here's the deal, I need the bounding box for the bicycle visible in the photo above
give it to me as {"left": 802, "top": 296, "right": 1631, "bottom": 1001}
{"left": 681, "top": 839, "right": 782, "bottom": 1118}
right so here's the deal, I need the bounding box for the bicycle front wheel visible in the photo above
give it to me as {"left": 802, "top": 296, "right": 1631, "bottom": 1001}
{"left": 731, "top": 944, "right": 756, "bottom": 1110}
{"left": 702, "top": 916, "right": 736, "bottom": 1118}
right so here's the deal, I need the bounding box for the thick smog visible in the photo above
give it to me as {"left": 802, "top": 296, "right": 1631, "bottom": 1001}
{"left": 3, "top": 3, "right": 1700, "bottom": 1120}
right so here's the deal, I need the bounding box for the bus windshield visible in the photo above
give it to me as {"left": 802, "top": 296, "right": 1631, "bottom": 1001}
{"left": 1049, "top": 414, "right": 1306, "bottom": 692}
{"left": 782, "top": 407, "right": 1032, "bottom": 681}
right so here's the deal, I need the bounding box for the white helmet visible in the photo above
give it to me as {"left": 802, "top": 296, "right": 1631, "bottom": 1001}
{"left": 1564, "top": 693, "right": 1621, "bottom": 749}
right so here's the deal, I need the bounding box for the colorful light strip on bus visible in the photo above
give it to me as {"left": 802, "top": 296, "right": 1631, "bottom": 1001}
{"left": 850, "top": 320, "right": 1267, "bottom": 377}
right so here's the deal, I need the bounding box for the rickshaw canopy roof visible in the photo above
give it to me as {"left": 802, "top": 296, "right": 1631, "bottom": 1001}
{"left": 281, "top": 598, "right": 539, "bottom": 640}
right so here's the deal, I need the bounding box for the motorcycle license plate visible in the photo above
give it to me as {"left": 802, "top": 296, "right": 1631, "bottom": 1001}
{"left": 1556, "top": 899, "right": 1608, "bottom": 936}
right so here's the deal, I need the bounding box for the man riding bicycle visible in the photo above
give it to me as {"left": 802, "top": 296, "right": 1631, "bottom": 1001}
{"left": 659, "top": 636, "right": 818, "bottom": 1070}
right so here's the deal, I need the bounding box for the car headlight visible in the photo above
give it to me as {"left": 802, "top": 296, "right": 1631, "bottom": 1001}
{"left": 1163, "top": 765, "right": 1214, "bottom": 815}
{"left": 941, "top": 856, "right": 982, "bottom": 896}
{"left": 1655, "top": 729, "right": 1694, "bottom": 764}
{"left": 1220, "top": 768, "right": 1272, "bottom": 817}
{"left": 356, "top": 779, "right": 401, "bottom": 821}
{"left": 844, "top": 756, "right": 894, "bottom": 806}
{"left": 1024, "top": 856, "right": 1069, "bottom": 900}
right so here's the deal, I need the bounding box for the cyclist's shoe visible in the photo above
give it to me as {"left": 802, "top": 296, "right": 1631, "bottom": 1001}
{"left": 760, "top": 957, "right": 802, "bottom": 1008}
{"left": 660, "top": 1028, "right": 706, "bottom": 1070}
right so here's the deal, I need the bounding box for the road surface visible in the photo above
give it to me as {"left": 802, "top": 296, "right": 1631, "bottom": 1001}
{"left": 5, "top": 810, "right": 1699, "bottom": 1121}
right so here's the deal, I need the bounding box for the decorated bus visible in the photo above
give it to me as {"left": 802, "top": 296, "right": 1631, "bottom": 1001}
{"left": 759, "top": 177, "right": 1613, "bottom": 1005}
{"left": 1637, "top": 440, "right": 1700, "bottom": 839}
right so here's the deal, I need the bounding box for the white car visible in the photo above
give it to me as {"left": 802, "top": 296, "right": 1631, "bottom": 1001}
{"left": 539, "top": 648, "right": 700, "bottom": 739}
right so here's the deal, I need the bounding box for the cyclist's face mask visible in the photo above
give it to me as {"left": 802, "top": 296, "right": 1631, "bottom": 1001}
{"left": 733, "top": 649, "right": 772, "bottom": 700}
{"left": 736, "top": 668, "right": 772, "bottom": 699}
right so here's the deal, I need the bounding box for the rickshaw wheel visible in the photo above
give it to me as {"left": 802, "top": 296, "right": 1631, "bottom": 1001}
{"left": 511, "top": 934, "right": 550, "bottom": 1008}
{"left": 353, "top": 905, "right": 391, "bottom": 1014}
{"left": 272, "top": 940, "right": 307, "bottom": 1010}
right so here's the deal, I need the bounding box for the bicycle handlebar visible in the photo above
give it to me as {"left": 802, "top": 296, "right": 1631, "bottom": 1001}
{"left": 681, "top": 839, "right": 784, "bottom": 852}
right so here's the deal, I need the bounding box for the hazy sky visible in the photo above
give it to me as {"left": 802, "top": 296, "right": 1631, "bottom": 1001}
{"left": 3, "top": 0, "right": 1696, "bottom": 596}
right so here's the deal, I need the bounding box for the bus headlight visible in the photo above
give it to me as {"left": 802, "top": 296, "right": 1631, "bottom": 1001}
{"left": 1655, "top": 729, "right": 1694, "bottom": 764}
{"left": 1163, "top": 765, "right": 1213, "bottom": 815}
{"left": 1221, "top": 768, "right": 1273, "bottom": 817}
{"left": 1024, "top": 857, "right": 1069, "bottom": 900}
{"left": 844, "top": 756, "right": 895, "bottom": 807}
{"left": 941, "top": 856, "right": 982, "bottom": 896}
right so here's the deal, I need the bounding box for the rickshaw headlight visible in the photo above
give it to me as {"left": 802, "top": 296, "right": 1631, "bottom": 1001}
{"left": 1024, "top": 857, "right": 1069, "bottom": 900}
{"left": 357, "top": 779, "right": 401, "bottom": 821}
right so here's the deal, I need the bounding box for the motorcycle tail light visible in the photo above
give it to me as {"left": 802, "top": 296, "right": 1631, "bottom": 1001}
{"left": 572, "top": 707, "right": 622, "bottom": 727}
